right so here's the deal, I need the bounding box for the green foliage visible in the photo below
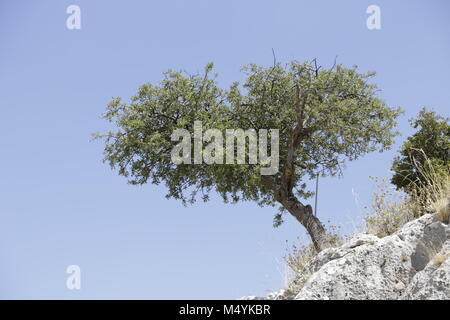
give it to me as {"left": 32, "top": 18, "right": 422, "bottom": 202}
{"left": 391, "top": 108, "right": 450, "bottom": 194}
{"left": 95, "top": 60, "right": 401, "bottom": 218}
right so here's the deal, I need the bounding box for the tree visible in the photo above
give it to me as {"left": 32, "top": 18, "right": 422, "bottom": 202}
{"left": 95, "top": 60, "right": 402, "bottom": 252}
{"left": 391, "top": 108, "right": 450, "bottom": 194}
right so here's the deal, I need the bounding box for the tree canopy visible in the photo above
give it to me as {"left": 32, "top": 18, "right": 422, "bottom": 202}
{"left": 96, "top": 60, "right": 402, "bottom": 251}
{"left": 391, "top": 108, "right": 450, "bottom": 193}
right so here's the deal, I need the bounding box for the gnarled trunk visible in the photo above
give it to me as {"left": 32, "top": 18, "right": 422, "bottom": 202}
{"left": 279, "top": 194, "right": 329, "bottom": 252}
{"left": 261, "top": 175, "right": 330, "bottom": 252}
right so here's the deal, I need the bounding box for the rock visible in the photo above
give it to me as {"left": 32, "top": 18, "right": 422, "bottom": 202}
{"left": 244, "top": 214, "right": 450, "bottom": 300}
{"left": 294, "top": 214, "right": 447, "bottom": 300}
{"left": 401, "top": 239, "right": 450, "bottom": 300}
{"left": 240, "top": 289, "right": 287, "bottom": 300}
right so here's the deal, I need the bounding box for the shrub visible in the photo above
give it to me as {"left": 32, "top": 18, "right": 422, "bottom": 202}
{"left": 391, "top": 108, "right": 449, "bottom": 194}
{"left": 366, "top": 153, "right": 449, "bottom": 237}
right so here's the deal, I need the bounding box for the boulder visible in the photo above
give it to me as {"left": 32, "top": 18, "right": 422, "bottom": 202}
{"left": 242, "top": 214, "right": 450, "bottom": 300}
{"left": 294, "top": 214, "right": 450, "bottom": 300}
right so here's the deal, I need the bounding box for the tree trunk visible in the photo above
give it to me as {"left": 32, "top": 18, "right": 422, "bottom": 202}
{"left": 260, "top": 176, "right": 329, "bottom": 252}
{"left": 279, "top": 194, "right": 329, "bottom": 252}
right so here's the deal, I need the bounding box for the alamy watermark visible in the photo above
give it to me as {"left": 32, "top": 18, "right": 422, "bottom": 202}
{"left": 171, "top": 121, "right": 279, "bottom": 175}
{"left": 66, "top": 265, "right": 81, "bottom": 290}
{"left": 366, "top": 5, "right": 381, "bottom": 30}
{"left": 65, "top": 5, "right": 381, "bottom": 31}
{"left": 66, "top": 5, "right": 81, "bottom": 30}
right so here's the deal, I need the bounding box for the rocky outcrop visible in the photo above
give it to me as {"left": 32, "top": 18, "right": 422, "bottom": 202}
{"left": 402, "top": 228, "right": 450, "bottom": 300}
{"left": 244, "top": 214, "right": 450, "bottom": 300}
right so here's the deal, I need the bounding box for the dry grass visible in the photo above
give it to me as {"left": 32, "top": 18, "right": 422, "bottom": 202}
{"left": 401, "top": 252, "right": 409, "bottom": 263}
{"left": 432, "top": 253, "right": 450, "bottom": 267}
{"left": 366, "top": 152, "right": 449, "bottom": 237}
{"left": 409, "top": 153, "right": 450, "bottom": 224}
{"left": 285, "top": 243, "right": 317, "bottom": 275}
{"left": 283, "top": 231, "right": 343, "bottom": 299}
{"left": 435, "top": 197, "right": 450, "bottom": 224}
{"left": 365, "top": 177, "right": 417, "bottom": 237}
{"left": 283, "top": 243, "right": 317, "bottom": 299}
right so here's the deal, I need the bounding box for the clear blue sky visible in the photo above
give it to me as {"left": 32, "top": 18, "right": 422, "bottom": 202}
{"left": 0, "top": 0, "right": 449, "bottom": 299}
